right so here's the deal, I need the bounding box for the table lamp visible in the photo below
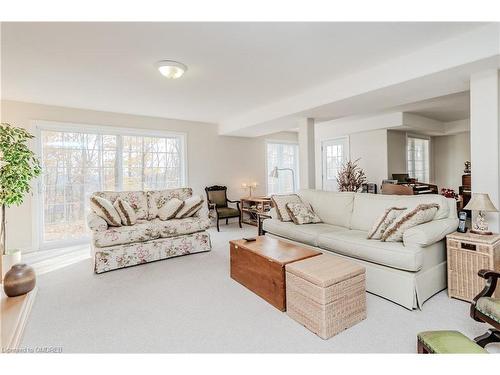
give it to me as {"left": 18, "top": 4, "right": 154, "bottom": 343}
{"left": 241, "top": 182, "right": 258, "bottom": 197}
{"left": 464, "top": 193, "right": 498, "bottom": 235}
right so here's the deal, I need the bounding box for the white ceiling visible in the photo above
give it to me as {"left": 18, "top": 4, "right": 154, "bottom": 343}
{"left": 391, "top": 91, "right": 470, "bottom": 122}
{"left": 1, "top": 22, "right": 485, "bottom": 125}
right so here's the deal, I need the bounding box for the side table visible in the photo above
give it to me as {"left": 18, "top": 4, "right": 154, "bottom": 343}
{"left": 446, "top": 231, "right": 500, "bottom": 302}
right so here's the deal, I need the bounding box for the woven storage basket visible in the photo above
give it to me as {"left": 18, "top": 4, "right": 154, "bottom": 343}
{"left": 285, "top": 254, "right": 366, "bottom": 339}
{"left": 447, "top": 232, "right": 500, "bottom": 302}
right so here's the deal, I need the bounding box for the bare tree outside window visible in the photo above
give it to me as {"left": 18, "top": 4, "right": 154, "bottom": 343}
{"left": 40, "top": 129, "right": 185, "bottom": 245}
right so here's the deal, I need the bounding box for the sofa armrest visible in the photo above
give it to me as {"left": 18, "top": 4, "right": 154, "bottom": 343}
{"left": 403, "top": 218, "right": 458, "bottom": 247}
{"left": 269, "top": 207, "right": 278, "bottom": 220}
{"left": 87, "top": 212, "right": 108, "bottom": 232}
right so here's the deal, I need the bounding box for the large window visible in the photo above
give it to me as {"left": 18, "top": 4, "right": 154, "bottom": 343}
{"left": 266, "top": 142, "right": 299, "bottom": 195}
{"left": 38, "top": 123, "right": 186, "bottom": 247}
{"left": 407, "top": 135, "right": 430, "bottom": 183}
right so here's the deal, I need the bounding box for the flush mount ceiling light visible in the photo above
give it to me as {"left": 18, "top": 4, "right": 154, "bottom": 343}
{"left": 156, "top": 60, "right": 187, "bottom": 79}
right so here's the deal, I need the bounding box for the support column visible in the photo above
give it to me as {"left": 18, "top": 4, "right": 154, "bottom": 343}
{"left": 470, "top": 69, "right": 500, "bottom": 232}
{"left": 298, "top": 118, "right": 316, "bottom": 189}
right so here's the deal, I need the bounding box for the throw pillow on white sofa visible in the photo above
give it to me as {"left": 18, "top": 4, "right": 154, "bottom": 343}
{"left": 381, "top": 203, "right": 439, "bottom": 242}
{"left": 285, "top": 202, "right": 322, "bottom": 225}
{"left": 90, "top": 195, "right": 122, "bottom": 227}
{"left": 271, "top": 194, "right": 302, "bottom": 222}
{"left": 175, "top": 196, "right": 204, "bottom": 218}
{"left": 158, "top": 197, "right": 184, "bottom": 220}
{"left": 367, "top": 207, "right": 406, "bottom": 240}
{"left": 113, "top": 197, "right": 138, "bottom": 226}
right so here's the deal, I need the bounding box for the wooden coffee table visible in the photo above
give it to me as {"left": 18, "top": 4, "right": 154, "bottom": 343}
{"left": 229, "top": 236, "right": 321, "bottom": 311}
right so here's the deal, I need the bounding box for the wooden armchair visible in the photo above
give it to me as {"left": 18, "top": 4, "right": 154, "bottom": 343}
{"left": 470, "top": 269, "right": 500, "bottom": 347}
{"left": 205, "top": 185, "right": 242, "bottom": 232}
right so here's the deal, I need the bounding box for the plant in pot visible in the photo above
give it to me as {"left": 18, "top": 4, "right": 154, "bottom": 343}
{"left": 0, "top": 123, "right": 41, "bottom": 279}
{"left": 336, "top": 159, "right": 367, "bottom": 192}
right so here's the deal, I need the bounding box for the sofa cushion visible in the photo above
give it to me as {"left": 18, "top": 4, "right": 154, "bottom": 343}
{"left": 350, "top": 193, "right": 451, "bottom": 231}
{"left": 381, "top": 203, "right": 439, "bottom": 242}
{"left": 113, "top": 198, "right": 138, "bottom": 226}
{"left": 271, "top": 194, "right": 302, "bottom": 222}
{"left": 90, "top": 196, "right": 122, "bottom": 227}
{"left": 263, "top": 219, "right": 347, "bottom": 247}
{"left": 286, "top": 202, "right": 322, "bottom": 225}
{"left": 93, "top": 220, "right": 159, "bottom": 248}
{"left": 95, "top": 191, "right": 149, "bottom": 220}
{"left": 152, "top": 217, "right": 211, "bottom": 238}
{"left": 367, "top": 207, "right": 406, "bottom": 239}
{"left": 298, "top": 189, "right": 354, "bottom": 228}
{"left": 158, "top": 197, "right": 184, "bottom": 220}
{"left": 176, "top": 195, "right": 204, "bottom": 218}
{"left": 317, "top": 230, "right": 424, "bottom": 271}
{"left": 147, "top": 188, "right": 193, "bottom": 219}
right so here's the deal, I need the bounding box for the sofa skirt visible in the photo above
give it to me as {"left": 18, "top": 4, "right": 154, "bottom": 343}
{"left": 266, "top": 233, "right": 446, "bottom": 310}
{"left": 93, "top": 231, "right": 211, "bottom": 274}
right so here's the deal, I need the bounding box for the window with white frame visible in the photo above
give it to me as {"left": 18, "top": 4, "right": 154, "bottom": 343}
{"left": 407, "top": 135, "right": 430, "bottom": 183}
{"left": 321, "top": 137, "right": 349, "bottom": 191}
{"left": 266, "top": 142, "right": 299, "bottom": 195}
{"left": 39, "top": 124, "right": 186, "bottom": 246}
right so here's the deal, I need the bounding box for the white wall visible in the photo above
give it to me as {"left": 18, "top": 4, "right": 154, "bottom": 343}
{"left": 387, "top": 130, "right": 407, "bottom": 178}
{"left": 314, "top": 124, "right": 388, "bottom": 189}
{"left": 0, "top": 100, "right": 296, "bottom": 252}
{"left": 432, "top": 132, "right": 471, "bottom": 192}
{"left": 349, "top": 130, "right": 388, "bottom": 186}
{"left": 298, "top": 118, "right": 315, "bottom": 189}
{"left": 470, "top": 70, "right": 500, "bottom": 231}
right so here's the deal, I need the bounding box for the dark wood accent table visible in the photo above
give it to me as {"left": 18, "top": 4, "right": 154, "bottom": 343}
{"left": 229, "top": 236, "right": 321, "bottom": 311}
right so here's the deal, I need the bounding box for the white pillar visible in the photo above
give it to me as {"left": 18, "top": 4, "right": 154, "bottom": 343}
{"left": 470, "top": 69, "right": 500, "bottom": 232}
{"left": 298, "top": 118, "right": 315, "bottom": 189}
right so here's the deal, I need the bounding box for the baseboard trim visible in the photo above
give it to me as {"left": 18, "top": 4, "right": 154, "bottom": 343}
{"left": 1, "top": 286, "right": 38, "bottom": 352}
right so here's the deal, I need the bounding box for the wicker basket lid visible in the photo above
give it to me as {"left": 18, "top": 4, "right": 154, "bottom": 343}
{"left": 286, "top": 254, "right": 365, "bottom": 287}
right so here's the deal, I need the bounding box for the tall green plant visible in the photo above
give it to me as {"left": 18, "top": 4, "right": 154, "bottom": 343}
{"left": 0, "top": 123, "right": 41, "bottom": 255}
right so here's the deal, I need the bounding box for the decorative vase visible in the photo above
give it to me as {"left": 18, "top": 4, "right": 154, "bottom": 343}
{"left": 3, "top": 263, "right": 36, "bottom": 297}
{"left": 1, "top": 250, "right": 22, "bottom": 282}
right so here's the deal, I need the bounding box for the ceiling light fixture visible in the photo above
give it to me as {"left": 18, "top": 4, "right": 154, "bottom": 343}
{"left": 156, "top": 60, "right": 187, "bottom": 79}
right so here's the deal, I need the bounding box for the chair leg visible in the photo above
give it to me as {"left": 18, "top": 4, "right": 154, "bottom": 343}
{"left": 226, "top": 218, "right": 228, "bottom": 225}
{"left": 474, "top": 329, "right": 500, "bottom": 348}
{"left": 239, "top": 215, "right": 242, "bottom": 228}
{"left": 417, "top": 341, "right": 429, "bottom": 354}
{"left": 216, "top": 218, "right": 220, "bottom": 232}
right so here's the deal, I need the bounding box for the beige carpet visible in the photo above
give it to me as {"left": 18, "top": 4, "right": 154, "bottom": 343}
{"left": 20, "top": 223, "right": 500, "bottom": 353}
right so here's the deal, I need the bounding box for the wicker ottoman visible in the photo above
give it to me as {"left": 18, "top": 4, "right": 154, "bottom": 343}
{"left": 285, "top": 254, "right": 366, "bottom": 339}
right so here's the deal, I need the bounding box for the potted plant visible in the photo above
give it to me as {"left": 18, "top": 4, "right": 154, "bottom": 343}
{"left": 337, "top": 159, "right": 367, "bottom": 192}
{"left": 0, "top": 123, "right": 41, "bottom": 279}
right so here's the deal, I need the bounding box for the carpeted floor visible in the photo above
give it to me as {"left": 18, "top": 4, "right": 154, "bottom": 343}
{"left": 21, "top": 223, "right": 500, "bottom": 353}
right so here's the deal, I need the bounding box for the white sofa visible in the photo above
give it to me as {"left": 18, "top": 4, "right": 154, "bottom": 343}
{"left": 87, "top": 188, "right": 212, "bottom": 273}
{"left": 263, "top": 189, "right": 458, "bottom": 309}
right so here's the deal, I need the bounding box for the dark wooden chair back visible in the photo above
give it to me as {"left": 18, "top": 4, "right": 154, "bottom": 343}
{"left": 205, "top": 185, "right": 228, "bottom": 208}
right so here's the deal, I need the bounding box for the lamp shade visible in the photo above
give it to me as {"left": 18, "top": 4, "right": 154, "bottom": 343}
{"left": 269, "top": 166, "right": 279, "bottom": 178}
{"left": 464, "top": 193, "right": 498, "bottom": 212}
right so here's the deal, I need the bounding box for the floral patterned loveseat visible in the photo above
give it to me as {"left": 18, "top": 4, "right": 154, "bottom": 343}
{"left": 87, "top": 188, "right": 212, "bottom": 273}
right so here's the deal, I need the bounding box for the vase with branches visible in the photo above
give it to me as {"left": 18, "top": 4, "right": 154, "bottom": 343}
{"left": 336, "top": 158, "right": 367, "bottom": 192}
{"left": 0, "top": 123, "right": 41, "bottom": 258}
